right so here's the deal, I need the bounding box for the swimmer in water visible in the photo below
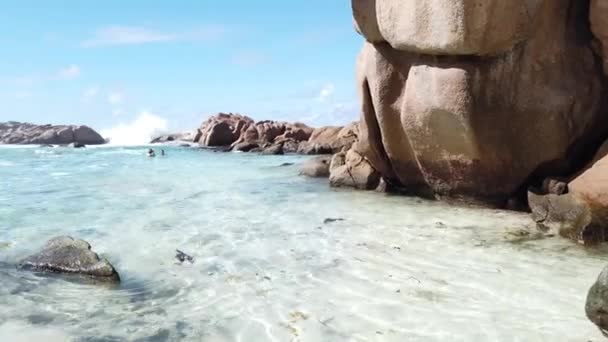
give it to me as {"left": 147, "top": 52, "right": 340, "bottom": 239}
{"left": 161, "top": 149, "right": 165, "bottom": 156}
{"left": 147, "top": 148, "right": 156, "bottom": 157}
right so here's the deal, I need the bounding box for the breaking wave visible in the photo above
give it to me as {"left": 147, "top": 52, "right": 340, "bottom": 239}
{"left": 101, "top": 112, "right": 168, "bottom": 146}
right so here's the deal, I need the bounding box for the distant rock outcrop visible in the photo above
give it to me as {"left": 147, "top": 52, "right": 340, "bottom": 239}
{"left": 151, "top": 131, "right": 200, "bottom": 144}
{"left": 298, "top": 122, "right": 359, "bottom": 155}
{"left": 189, "top": 113, "right": 356, "bottom": 155}
{"left": 0, "top": 122, "right": 105, "bottom": 145}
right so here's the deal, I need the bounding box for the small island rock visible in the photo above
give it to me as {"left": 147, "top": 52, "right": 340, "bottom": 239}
{"left": 18, "top": 236, "right": 120, "bottom": 283}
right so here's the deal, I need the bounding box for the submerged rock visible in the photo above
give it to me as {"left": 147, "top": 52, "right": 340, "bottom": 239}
{"left": 528, "top": 149, "right": 608, "bottom": 244}
{"left": 261, "top": 143, "right": 284, "bottom": 155}
{"left": 586, "top": 265, "right": 608, "bottom": 337}
{"left": 67, "top": 142, "right": 86, "bottom": 148}
{"left": 18, "top": 236, "right": 120, "bottom": 283}
{"left": 299, "top": 156, "right": 331, "bottom": 178}
{"left": 175, "top": 249, "right": 194, "bottom": 264}
{"left": 323, "top": 218, "right": 345, "bottom": 224}
{"left": 233, "top": 141, "right": 259, "bottom": 152}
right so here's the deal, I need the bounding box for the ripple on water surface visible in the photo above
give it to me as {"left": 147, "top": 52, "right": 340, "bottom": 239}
{"left": 0, "top": 146, "right": 606, "bottom": 341}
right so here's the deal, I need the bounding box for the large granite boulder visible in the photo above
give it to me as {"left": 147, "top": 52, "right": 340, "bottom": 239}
{"left": 197, "top": 114, "right": 314, "bottom": 151}
{"left": 298, "top": 122, "right": 359, "bottom": 155}
{"left": 591, "top": 0, "right": 608, "bottom": 74}
{"left": 586, "top": 265, "right": 608, "bottom": 337}
{"left": 18, "top": 236, "right": 120, "bottom": 283}
{"left": 568, "top": 152, "right": 608, "bottom": 243}
{"left": 72, "top": 126, "right": 105, "bottom": 145}
{"left": 0, "top": 122, "right": 105, "bottom": 145}
{"left": 199, "top": 113, "right": 254, "bottom": 147}
{"left": 246, "top": 121, "right": 313, "bottom": 145}
{"left": 352, "top": 0, "right": 608, "bottom": 205}
{"left": 329, "top": 148, "right": 381, "bottom": 190}
{"left": 352, "top": 0, "right": 531, "bottom": 55}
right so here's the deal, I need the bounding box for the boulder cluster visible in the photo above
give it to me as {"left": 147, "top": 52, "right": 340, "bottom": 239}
{"left": 153, "top": 113, "right": 380, "bottom": 189}
{"left": 0, "top": 121, "right": 105, "bottom": 145}
{"left": 193, "top": 113, "right": 358, "bottom": 155}
{"left": 348, "top": 0, "right": 608, "bottom": 245}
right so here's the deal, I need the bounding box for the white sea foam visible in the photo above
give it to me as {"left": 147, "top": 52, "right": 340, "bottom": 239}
{"left": 0, "top": 321, "right": 70, "bottom": 342}
{"left": 101, "top": 111, "right": 168, "bottom": 146}
{"left": 34, "top": 149, "right": 57, "bottom": 155}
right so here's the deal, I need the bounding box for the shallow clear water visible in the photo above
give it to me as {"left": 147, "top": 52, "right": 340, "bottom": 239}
{"left": 0, "top": 145, "right": 606, "bottom": 341}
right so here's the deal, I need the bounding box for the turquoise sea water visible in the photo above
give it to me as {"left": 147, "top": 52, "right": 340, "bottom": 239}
{"left": 0, "top": 145, "right": 606, "bottom": 341}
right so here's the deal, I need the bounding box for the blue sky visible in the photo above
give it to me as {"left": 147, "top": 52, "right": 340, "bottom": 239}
{"left": 0, "top": 0, "right": 363, "bottom": 136}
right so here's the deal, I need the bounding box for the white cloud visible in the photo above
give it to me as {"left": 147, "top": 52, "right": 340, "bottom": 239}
{"left": 101, "top": 111, "right": 168, "bottom": 145}
{"left": 318, "top": 83, "right": 335, "bottom": 102}
{"left": 108, "top": 92, "right": 124, "bottom": 105}
{"left": 82, "top": 25, "right": 227, "bottom": 47}
{"left": 57, "top": 64, "right": 81, "bottom": 80}
{"left": 82, "top": 86, "right": 100, "bottom": 103}
{"left": 83, "top": 26, "right": 174, "bottom": 47}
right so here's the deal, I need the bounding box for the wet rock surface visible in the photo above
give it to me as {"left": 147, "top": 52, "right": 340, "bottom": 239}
{"left": 18, "top": 236, "right": 120, "bottom": 283}
{"left": 329, "top": 149, "right": 381, "bottom": 190}
{"left": 261, "top": 143, "right": 284, "bottom": 155}
{"left": 586, "top": 265, "right": 608, "bottom": 337}
{"left": 299, "top": 156, "right": 331, "bottom": 178}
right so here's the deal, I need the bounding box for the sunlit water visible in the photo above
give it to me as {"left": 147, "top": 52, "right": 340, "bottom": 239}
{"left": 0, "top": 145, "right": 606, "bottom": 341}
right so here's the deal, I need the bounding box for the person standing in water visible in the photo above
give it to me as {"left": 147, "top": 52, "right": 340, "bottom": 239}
{"left": 161, "top": 149, "right": 165, "bottom": 156}
{"left": 147, "top": 149, "right": 156, "bottom": 157}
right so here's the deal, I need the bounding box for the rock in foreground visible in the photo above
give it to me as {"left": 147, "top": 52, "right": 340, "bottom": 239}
{"left": 19, "top": 236, "right": 120, "bottom": 283}
{"left": 352, "top": 0, "right": 608, "bottom": 204}
{"left": 528, "top": 148, "right": 608, "bottom": 245}
{"left": 0, "top": 122, "right": 105, "bottom": 145}
{"left": 586, "top": 265, "right": 608, "bottom": 337}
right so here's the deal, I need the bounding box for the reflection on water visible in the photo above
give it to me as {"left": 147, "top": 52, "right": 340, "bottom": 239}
{"left": 0, "top": 146, "right": 606, "bottom": 341}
